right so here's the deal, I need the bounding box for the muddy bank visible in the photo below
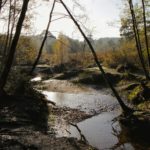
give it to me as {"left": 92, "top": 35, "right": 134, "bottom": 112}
{"left": 34, "top": 66, "right": 150, "bottom": 117}
{"left": 0, "top": 129, "right": 94, "bottom": 150}
{"left": 35, "top": 66, "right": 145, "bottom": 92}
{"left": 0, "top": 130, "right": 95, "bottom": 150}
{"left": 0, "top": 92, "right": 95, "bottom": 150}
{"left": 9, "top": 66, "right": 148, "bottom": 150}
{"left": 48, "top": 106, "right": 93, "bottom": 123}
{"left": 40, "top": 83, "right": 150, "bottom": 149}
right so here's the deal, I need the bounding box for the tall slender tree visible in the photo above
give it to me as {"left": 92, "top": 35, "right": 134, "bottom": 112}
{"left": 0, "top": 0, "right": 30, "bottom": 95}
{"left": 30, "top": 0, "right": 56, "bottom": 75}
{"left": 142, "top": 0, "right": 150, "bottom": 69}
{"left": 8, "top": 0, "right": 17, "bottom": 51}
{"left": 3, "top": 0, "right": 12, "bottom": 57}
{"left": 0, "top": 0, "right": 1, "bottom": 11}
{"left": 60, "top": 0, "right": 133, "bottom": 115}
{"left": 128, "top": 0, "right": 150, "bottom": 80}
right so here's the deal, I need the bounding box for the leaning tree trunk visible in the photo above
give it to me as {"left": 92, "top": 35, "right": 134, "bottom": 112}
{"left": 30, "top": 0, "right": 56, "bottom": 75}
{"left": 60, "top": 0, "right": 133, "bottom": 115}
{"left": 0, "top": 0, "right": 11, "bottom": 71}
{"left": 3, "top": 0, "right": 12, "bottom": 58}
{"left": 8, "top": 0, "right": 17, "bottom": 51}
{"left": 128, "top": 0, "right": 150, "bottom": 80}
{"left": 0, "top": 0, "right": 2, "bottom": 12}
{"left": 0, "top": 0, "right": 30, "bottom": 95}
{"left": 142, "top": 0, "right": 150, "bottom": 69}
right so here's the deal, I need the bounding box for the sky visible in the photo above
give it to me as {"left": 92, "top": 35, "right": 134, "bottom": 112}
{"left": 33, "top": 0, "right": 123, "bottom": 39}
{"left": 0, "top": 0, "right": 123, "bottom": 39}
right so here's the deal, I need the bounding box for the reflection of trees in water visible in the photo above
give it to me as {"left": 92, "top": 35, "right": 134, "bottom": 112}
{"left": 111, "top": 121, "right": 150, "bottom": 150}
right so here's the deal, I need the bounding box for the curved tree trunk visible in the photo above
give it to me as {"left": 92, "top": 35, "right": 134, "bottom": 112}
{"left": 60, "top": 0, "right": 133, "bottom": 115}
{"left": 0, "top": 0, "right": 30, "bottom": 95}
{"left": 30, "top": 0, "right": 56, "bottom": 75}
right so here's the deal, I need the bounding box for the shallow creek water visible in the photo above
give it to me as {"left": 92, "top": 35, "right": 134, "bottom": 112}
{"left": 42, "top": 89, "right": 150, "bottom": 150}
{"left": 29, "top": 75, "right": 150, "bottom": 150}
{"left": 43, "top": 91, "right": 118, "bottom": 113}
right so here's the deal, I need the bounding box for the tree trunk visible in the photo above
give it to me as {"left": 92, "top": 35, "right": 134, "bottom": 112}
{"left": 3, "top": 0, "right": 12, "bottom": 57}
{"left": 60, "top": 0, "right": 133, "bottom": 115}
{"left": 142, "top": 0, "right": 150, "bottom": 69}
{"left": 128, "top": 0, "right": 150, "bottom": 80}
{"left": 0, "top": 0, "right": 30, "bottom": 94}
{"left": 30, "top": 0, "right": 56, "bottom": 75}
{"left": 8, "top": 0, "right": 17, "bottom": 51}
{"left": 0, "top": 0, "right": 2, "bottom": 12}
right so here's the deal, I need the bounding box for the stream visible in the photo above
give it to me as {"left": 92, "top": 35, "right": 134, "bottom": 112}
{"left": 35, "top": 77, "right": 150, "bottom": 150}
{"left": 43, "top": 91, "right": 118, "bottom": 113}
{"left": 43, "top": 91, "right": 148, "bottom": 150}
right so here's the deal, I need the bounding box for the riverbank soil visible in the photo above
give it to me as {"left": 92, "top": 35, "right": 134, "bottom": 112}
{"left": 34, "top": 65, "right": 150, "bottom": 112}
{"left": 0, "top": 93, "right": 95, "bottom": 150}
{"left": 1, "top": 66, "right": 150, "bottom": 149}
{"left": 36, "top": 66, "right": 150, "bottom": 125}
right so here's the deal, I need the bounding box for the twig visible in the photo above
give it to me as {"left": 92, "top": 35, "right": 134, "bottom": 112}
{"left": 69, "top": 122, "right": 88, "bottom": 144}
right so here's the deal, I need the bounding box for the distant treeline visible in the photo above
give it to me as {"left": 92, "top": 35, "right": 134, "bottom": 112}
{"left": 0, "top": 31, "right": 121, "bottom": 54}
{"left": 0, "top": 32, "right": 121, "bottom": 66}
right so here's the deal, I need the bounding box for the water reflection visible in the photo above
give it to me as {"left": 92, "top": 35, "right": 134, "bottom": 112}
{"left": 43, "top": 91, "right": 150, "bottom": 150}
{"left": 42, "top": 91, "right": 118, "bottom": 113}
{"left": 54, "top": 112, "right": 150, "bottom": 150}
{"left": 31, "top": 76, "right": 42, "bottom": 82}
{"left": 73, "top": 112, "right": 119, "bottom": 149}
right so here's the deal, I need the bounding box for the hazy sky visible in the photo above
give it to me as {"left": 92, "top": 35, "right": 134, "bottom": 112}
{"left": 33, "top": 0, "right": 122, "bottom": 39}
{"left": 0, "top": 0, "right": 123, "bottom": 39}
